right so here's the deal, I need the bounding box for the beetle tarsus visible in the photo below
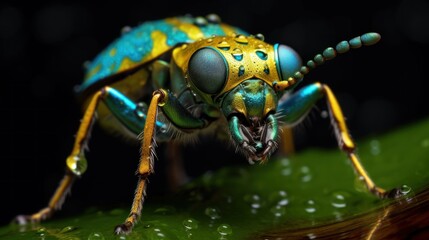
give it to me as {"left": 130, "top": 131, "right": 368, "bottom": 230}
{"left": 383, "top": 187, "right": 406, "bottom": 199}
{"left": 14, "top": 207, "right": 52, "bottom": 225}
{"left": 14, "top": 215, "right": 32, "bottom": 225}
{"left": 114, "top": 222, "right": 133, "bottom": 235}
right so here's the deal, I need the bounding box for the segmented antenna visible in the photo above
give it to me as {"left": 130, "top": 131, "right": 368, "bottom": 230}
{"left": 274, "top": 32, "right": 381, "bottom": 91}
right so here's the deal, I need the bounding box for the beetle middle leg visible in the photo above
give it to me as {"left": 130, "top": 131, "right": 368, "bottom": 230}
{"left": 278, "top": 82, "right": 403, "bottom": 199}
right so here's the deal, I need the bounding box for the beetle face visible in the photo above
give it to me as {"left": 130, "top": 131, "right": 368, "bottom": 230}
{"left": 220, "top": 79, "right": 279, "bottom": 164}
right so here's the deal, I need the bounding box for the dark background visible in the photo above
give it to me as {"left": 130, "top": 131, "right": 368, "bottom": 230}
{"left": 1, "top": 0, "right": 428, "bottom": 226}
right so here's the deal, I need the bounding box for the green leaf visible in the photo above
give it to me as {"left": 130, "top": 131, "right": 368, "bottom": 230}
{"left": 2, "top": 118, "right": 429, "bottom": 239}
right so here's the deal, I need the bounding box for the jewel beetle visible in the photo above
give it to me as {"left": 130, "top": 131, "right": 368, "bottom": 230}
{"left": 15, "top": 14, "right": 404, "bottom": 235}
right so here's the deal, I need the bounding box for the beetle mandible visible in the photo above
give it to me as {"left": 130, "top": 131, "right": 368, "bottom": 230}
{"left": 15, "top": 14, "right": 404, "bottom": 234}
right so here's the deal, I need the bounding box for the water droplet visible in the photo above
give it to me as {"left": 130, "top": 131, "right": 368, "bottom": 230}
{"left": 205, "top": 207, "right": 221, "bottom": 220}
{"left": 59, "top": 225, "right": 77, "bottom": 233}
{"left": 217, "top": 224, "right": 233, "bottom": 236}
{"left": 251, "top": 202, "right": 261, "bottom": 209}
{"left": 280, "top": 158, "right": 290, "bottom": 166}
{"left": 121, "top": 26, "right": 132, "bottom": 35}
{"left": 244, "top": 194, "right": 263, "bottom": 213}
{"left": 183, "top": 218, "right": 199, "bottom": 230}
{"left": 88, "top": 232, "right": 105, "bottom": 240}
{"left": 256, "top": 49, "right": 268, "bottom": 60}
{"left": 370, "top": 139, "right": 381, "bottom": 155}
{"left": 238, "top": 65, "right": 245, "bottom": 76}
{"left": 206, "top": 14, "right": 221, "bottom": 23}
{"left": 279, "top": 158, "right": 292, "bottom": 176}
{"left": 354, "top": 176, "right": 367, "bottom": 192}
{"left": 300, "top": 166, "right": 312, "bottom": 182}
{"left": 160, "top": 125, "right": 168, "bottom": 133}
{"left": 270, "top": 205, "right": 286, "bottom": 217}
{"left": 66, "top": 154, "right": 87, "bottom": 176}
{"left": 152, "top": 228, "right": 166, "bottom": 239}
{"left": 263, "top": 64, "right": 270, "bottom": 74}
{"left": 320, "top": 110, "right": 328, "bottom": 118}
{"left": 400, "top": 184, "right": 412, "bottom": 195}
{"left": 330, "top": 191, "right": 350, "bottom": 209}
{"left": 217, "top": 41, "right": 230, "bottom": 51}
{"left": 307, "top": 233, "right": 317, "bottom": 239}
{"left": 145, "top": 225, "right": 176, "bottom": 239}
{"left": 269, "top": 190, "right": 289, "bottom": 206}
{"left": 207, "top": 38, "right": 213, "bottom": 43}
{"left": 195, "top": 16, "right": 208, "bottom": 26}
{"left": 36, "top": 227, "right": 46, "bottom": 237}
{"left": 244, "top": 194, "right": 260, "bottom": 203}
{"left": 301, "top": 166, "right": 310, "bottom": 173}
{"left": 234, "top": 35, "right": 248, "bottom": 44}
{"left": 304, "top": 200, "right": 317, "bottom": 213}
{"left": 421, "top": 139, "right": 429, "bottom": 148}
{"left": 232, "top": 48, "right": 243, "bottom": 61}
{"left": 255, "top": 33, "right": 265, "bottom": 41}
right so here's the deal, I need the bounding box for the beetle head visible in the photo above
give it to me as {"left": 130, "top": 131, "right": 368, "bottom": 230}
{"left": 174, "top": 34, "right": 301, "bottom": 163}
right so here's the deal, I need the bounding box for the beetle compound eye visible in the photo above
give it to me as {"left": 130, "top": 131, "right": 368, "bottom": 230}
{"left": 274, "top": 44, "right": 302, "bottom": 80}
{"left": 188, "top": 47, "right": 227, "bottom": 94}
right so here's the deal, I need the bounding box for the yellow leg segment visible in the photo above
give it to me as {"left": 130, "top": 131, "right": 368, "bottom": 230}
{"left": 279, "top": 126, "right": 295, "bottom": 155}
{"left": 321, "top": 84, "right": 398, "bottom": 199}
{"left": 115, "top": 90, "right": 166, "bottom": 235}
{"left": 15, "top": 90, "right": 104, "bottom": 224}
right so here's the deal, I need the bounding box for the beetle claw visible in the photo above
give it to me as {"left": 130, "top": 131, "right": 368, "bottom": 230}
{"left": 14, "top": 215, "right": 33, "bottom": 225}
{"left": 114, "top": 222, "right": 133, "bottom": 235}
{"left": 382, "top": 187, "right": 408, "bottom": 199}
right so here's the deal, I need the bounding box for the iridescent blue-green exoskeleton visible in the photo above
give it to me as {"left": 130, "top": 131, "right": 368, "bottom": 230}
{"left": 15, "top": 14, "right": 404, "bottom": 234}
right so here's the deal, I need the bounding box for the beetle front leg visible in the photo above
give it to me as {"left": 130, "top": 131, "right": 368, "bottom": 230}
{"left": 114, "top": 89, "right": 208, "bottom": 234}
{"left": 114, "top": 90, "right": 164, "bottom": 234}
{"left": 278, "top": 82, "right": 403, "bottom": 199}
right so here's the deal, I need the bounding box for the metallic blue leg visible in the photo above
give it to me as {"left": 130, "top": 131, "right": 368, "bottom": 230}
{"left": 102, "top": 87, "right": 167, "bottom": 134}
{"left": 277, "top": 83, "right": 324, "bottom": 126}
